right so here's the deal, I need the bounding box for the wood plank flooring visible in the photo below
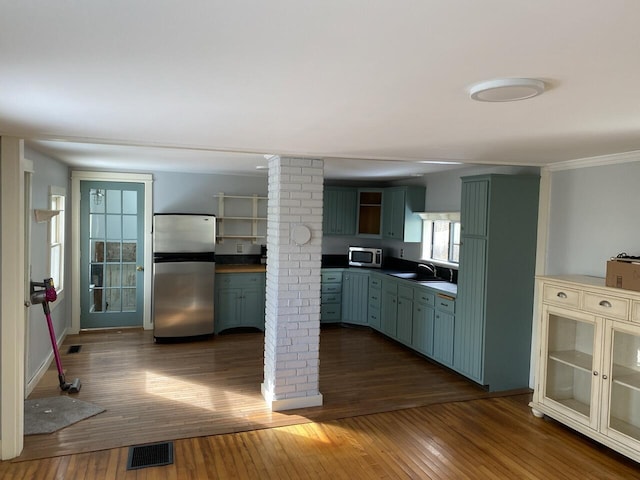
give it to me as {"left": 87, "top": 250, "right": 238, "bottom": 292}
{"left": 18, "top": 325, "right": 506, "bottom": 461}
{"left": 3, "top": 325, "right": 639, "bottom": 478}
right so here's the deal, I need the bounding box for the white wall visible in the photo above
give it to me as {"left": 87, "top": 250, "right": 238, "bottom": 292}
{"left": 24, "top": 147, "right": 71, "bottom": 385}
{"left": 546, "top": 158, "right": 640, "bottom": 276}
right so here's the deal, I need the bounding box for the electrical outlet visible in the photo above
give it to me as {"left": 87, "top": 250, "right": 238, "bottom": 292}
{"left": 236, "top": 243, "right": 244, "bottom": 254}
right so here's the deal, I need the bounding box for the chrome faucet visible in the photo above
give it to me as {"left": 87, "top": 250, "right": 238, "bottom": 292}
{"left": 418, "top": 263, "right": 436, "bottom": 276}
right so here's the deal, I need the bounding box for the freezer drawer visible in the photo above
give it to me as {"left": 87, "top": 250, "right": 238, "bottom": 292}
{"left": 153, "top": 261, "right": 215, "bottom": 338}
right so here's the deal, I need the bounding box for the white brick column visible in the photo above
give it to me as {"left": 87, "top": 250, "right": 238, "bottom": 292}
{"left": 261, "top": 156, "right": 324, "bottom": 411}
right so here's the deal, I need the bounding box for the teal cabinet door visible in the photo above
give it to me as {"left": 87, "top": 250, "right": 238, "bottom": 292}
{"left": 454, "top": 236, "right": 486, "bottom": 383}
{"left": 412, "top": 302, "right": 434, "bottom": 356}
{"left": 381, "top": 279, "right": 398, "bottom": 337}
{"left": 433, "top": 311, "right": 455, "bottom": 367}
{"left": 396, "top": 295, "right": 413, "bottom": 345}
{"left": 382, "top": 186, "right": 426, "bottom": 241}
{"left": 396, "top": 284, "right": 413, "bottom": 345}
{"left": 216, "top": 287, "right": 241, "bottom": 331}
{"left": 215, "top": 273, "right": 266, "bottom": 333}
{"left": 324, "top": 187, "right": 357, "bottom": 235}
{"left": 342, "top": 271, "right": 369, "bottom": 325}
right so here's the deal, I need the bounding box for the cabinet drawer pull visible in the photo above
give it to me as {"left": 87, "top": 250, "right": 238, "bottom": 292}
{"left": 598, "top": 300, "right": 612, "bottom": 308}
{"left": 556, "top": 292, "right": 567, "bottom": 299}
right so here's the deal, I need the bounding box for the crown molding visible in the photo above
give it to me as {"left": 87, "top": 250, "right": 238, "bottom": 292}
{"left": 547, "top": 150, "right": 640, "bottom": 172}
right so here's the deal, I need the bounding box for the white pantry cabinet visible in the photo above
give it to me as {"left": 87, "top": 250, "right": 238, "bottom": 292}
{"left": 531, "top": 275, "right": 640, "bottom": 463}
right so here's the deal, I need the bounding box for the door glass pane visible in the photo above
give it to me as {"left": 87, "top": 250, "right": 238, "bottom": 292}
{"left": 90, "top": 214, "right": 105, "bottom": 237}
{"left": 123, "top": 190, "right": 137, "bottom": 214}
{"left": 122, "top": 288, "right": 136, "bottom": 312}
{"left": 545, "top": 313, "right": 594, "bottom": 417}
{"left": 122, "top": 241, "right": 136, "bottom": 262}
{"left": 106, "top": 189, "right": 121, "bottom": 214}
{"left": 609, "top": 329, "right": 640, "bottom": 440}
{"left": 107, "top": 214, "right": 121, "bottom": 239}
{"left": 123, "top": 215, "right": 137, "bottom": 239}
{"left": 105, "top": 264, "right": 121, "bottom": 287}
{"left": 106, "top": 242, "right": 121, "bottom": 262}
{"left": 105, "top": 288, "right": 121, "bottom": 312}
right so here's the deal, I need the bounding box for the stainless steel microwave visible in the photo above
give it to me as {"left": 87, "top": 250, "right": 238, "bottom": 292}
{"left": 348, "top": 247, "right": 383, "bottom": 268}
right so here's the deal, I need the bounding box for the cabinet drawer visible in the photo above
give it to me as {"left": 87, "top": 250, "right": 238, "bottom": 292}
{"left": 321, "top": 283, "right": 342, "bottom": 294}
{"left": 633, "top": 301, "right": 640, "bottom": 324}
{"left": 398, "top": 284, "right": 413, "bottom": 299}
{"left": 414, "top": 288, "right": 435, "bottom": 307}
{"left": 369, "top": 288, "right": 381, "bottom": 309}
{"left": 435, "top": 294, "right": 455, "bottom": 315}
{"left": 583, "top": 292, "right": 629, "bottom": 320}
{"left": 543, "top": 284, "right": 580, "bottom": 308}
{"left": 321, "top": 304, "right": 342, "bottom": 320}
{"left": 322, "top": 271, "right": 343, "bottom": 283}
{"left": 369, "top": 276, "right": 382, "bottom": 289}
{"left": 322, "top": 293, "right": 341, "bottom": 304}
{"left": 217, "top": 273, "right": 263, "bottom": 288}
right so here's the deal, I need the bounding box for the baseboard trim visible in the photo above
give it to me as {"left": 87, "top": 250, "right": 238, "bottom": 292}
{"left": 261, "top": 383, "right": 323, "bottom": 411}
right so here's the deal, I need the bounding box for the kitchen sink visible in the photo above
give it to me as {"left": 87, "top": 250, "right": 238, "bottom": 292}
{"left": 389, "top": 272, "right": 443, "bottom": 282}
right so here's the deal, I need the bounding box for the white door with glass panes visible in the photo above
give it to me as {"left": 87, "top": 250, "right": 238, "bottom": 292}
{"left": 79, "top": 181, "right": 144, "bottom": 328}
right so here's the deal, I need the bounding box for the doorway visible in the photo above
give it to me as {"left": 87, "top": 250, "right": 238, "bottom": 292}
{"left": 79, "top": 181, "right": 145, "bottom": 329}
{"left": 70, "top": 172, "right": 153, "bottom": 333}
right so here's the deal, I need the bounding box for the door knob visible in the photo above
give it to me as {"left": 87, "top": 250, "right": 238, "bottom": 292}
{"left": 136, "top": 266, "right": 144, "bottom": 271}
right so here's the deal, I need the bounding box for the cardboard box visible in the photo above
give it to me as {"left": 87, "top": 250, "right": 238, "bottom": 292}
{"left": 606, "top": 260, "right": 640, "bottom": 292}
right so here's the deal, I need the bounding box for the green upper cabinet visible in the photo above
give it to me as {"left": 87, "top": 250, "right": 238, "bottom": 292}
{"left": 454, "top": 174, "right": 539, "bottom": 392}
{"left": 323, "top": 187, "right": 357, "bottom": 235}
{"left": 381, "top": 186, "right": 426, "bottom": 242}
{"left": 356, "top": 188, "right": 383, "bottom": 237}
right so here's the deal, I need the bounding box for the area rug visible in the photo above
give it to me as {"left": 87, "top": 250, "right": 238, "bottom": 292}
{"left": 24, "top": 397, "right": 105, "bottom": 435}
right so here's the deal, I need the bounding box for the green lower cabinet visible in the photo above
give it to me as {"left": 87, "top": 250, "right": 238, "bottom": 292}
{"left": 412, "top": 301, "right": 434, "bottom": 356}
{"left": 321, "top": 269, "right": 343, "bottom": 324}
{"left": 342, "top": 271, "right": 369, "bottom": 325}
{"left": 433, "top": 294, "right": 456, "bottom": 367}
{"left": 396, "top": 285, "right": 413, "bottom": 345}
{"left": 215, "top": 272, "right": 266, "bottom": 334}
{"left": 381, "top": 278, "right": 398, "bottom": 337}
{"left": 368, "top": 274, "right": 382, "bottom": 331}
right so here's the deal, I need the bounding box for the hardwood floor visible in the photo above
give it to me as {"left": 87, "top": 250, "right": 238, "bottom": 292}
{"left": 2, "top": 326, "right": 639, "bottom": 478}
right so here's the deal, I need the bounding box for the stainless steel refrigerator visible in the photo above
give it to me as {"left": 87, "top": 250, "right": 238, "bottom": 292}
{"left": 152, "top": 214, "right": 216, "bottom": 340}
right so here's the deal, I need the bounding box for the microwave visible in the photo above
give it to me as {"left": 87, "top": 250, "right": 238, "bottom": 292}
{"left": 348, "top": 246, "right": 383, "bottom": 268}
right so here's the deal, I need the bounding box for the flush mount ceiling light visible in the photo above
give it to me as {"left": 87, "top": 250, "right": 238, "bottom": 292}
{"left": 469, "top": 78, "right": 545, "bottom": 102}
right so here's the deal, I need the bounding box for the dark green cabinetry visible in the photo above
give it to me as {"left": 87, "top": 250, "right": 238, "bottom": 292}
{"left": 433, "top": 294, "right": 455, "bottom": 367}
{"left": 412, "top": 288, "right": 435, "bottom": 356}
{"left": 342, "top": 271, "right": 369, "bottom": 325}
{"left": 367, "top": 273, "right": 383, "bottom": 330}
{"left": 381, "top": 278, "right": 398, "bottom": 337}
{"left": 321, "top": 269, "right": 343, "bottom": 323}
{"left": 381, "top": 186, "right": 426, "bottom": 241}
{"left": 454, "top": 174, "right": 539, "bottom": 391}
{"left": 396, "top": 284, "right": 414, "bottom": 345}
{"left": 215, "top": 272, "right": 266, "bottom": 333}
{"left": 323, "top": 187, "right": 357, "bottom": 235}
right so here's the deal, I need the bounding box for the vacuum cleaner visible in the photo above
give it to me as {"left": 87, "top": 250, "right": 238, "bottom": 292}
{"left": 30, "top": 278, "right": 81, "bottom": 393}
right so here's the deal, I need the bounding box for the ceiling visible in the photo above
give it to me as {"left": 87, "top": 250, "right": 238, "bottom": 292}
{"left": 2, "top": 1, "right": 640, "bottom": 180}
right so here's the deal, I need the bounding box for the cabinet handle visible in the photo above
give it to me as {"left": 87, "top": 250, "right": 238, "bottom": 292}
{"left": 557, "top": 292, "right": 567, "bottom": 299}
{"left": 593, "top": 371, "right": 598, "bottom": 376}
{"left": 599, "top": 300, "right": 612, "bottom": 308}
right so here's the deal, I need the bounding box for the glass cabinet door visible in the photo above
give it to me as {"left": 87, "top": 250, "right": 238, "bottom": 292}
{"left": 603, "top": 323, "right": 640, "bottom": 445}
{"left": 542, "top": 307, "right": 600, "bottom": 427}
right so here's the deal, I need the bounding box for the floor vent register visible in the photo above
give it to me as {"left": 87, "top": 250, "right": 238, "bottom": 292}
{"left": 126, "top": 441, "right": 174, "bottom": 470}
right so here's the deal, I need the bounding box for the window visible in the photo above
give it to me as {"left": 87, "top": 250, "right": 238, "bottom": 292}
{"left": 420, "top": 213, "right": 461, "bottom": 265}
{"left": 49, "top": 187, "right": 66, "bottom": 292}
